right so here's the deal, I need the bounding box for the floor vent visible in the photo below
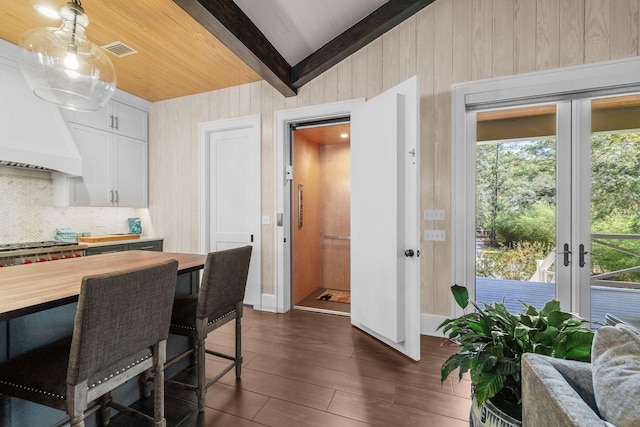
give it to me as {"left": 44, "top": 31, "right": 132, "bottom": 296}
{"left": 101, "top": 41, "right": 137, "bottom": 57}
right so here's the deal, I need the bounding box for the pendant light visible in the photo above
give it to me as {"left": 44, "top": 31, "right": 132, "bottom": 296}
{"left": 19, "top": 0, "right": 116, "bottom": 111}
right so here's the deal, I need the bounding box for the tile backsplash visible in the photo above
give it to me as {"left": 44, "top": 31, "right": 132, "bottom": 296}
{"left": 0, "top": 168, "right": 150, "bottom": 243}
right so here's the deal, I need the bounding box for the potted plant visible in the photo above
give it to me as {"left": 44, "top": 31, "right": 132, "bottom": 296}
{"left": 438, "top": 285, "right": 594, "bottom": 426}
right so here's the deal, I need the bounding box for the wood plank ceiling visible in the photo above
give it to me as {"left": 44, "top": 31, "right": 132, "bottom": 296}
{"left": 0, "top": 0, "right": 433, "bottom": 102}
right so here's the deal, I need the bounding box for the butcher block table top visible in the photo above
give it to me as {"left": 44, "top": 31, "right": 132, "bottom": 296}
{"left": 0, "top": 251, "right": 206, "bottom": 321}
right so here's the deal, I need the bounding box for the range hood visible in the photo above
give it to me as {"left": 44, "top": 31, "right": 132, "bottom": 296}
{"left": 0, "top": 39, "right": 82, "bottom": 176}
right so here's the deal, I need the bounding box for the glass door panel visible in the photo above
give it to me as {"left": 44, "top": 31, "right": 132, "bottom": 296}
{"left": 474, "top": 103, "right": 568, "bottom": 312}
{"left": 589, "top": 94, "right": 640, "bottom": 325}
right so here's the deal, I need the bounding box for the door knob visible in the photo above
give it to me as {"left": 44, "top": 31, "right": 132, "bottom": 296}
{"left": 404, "top": 249, "right": 415, "bottom": 257}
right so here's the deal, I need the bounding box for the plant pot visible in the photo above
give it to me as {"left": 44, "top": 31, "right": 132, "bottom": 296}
{"left": 470, "top": 396, "right": 522, "bottom": 427}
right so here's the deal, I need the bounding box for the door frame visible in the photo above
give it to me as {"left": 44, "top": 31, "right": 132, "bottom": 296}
{"left": 198, "top": 114, "right": 262, "bottom": 308}
{"left": 452, "top": 56, "right": 640, "bottom": 319}
{"left": 274, "top": 99, "right": 364, "bottom": 313}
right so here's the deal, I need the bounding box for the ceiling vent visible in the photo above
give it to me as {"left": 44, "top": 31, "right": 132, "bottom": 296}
{"left": 101, "top": 41, "right": 137, "bottom": 58}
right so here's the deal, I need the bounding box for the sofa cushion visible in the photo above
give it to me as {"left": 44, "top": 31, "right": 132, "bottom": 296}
{"left": 522, "top": 353, "right": 606, "bottom": 427}
{"left": 592, "top": 323, "right": 640, "bottom": 427}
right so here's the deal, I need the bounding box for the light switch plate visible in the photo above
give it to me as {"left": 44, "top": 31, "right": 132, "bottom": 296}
{"left": 424, "top": 230, "right": 445, "bottom": 241}
{"left": 423, "top": 209, "right": 445, "bottom": 221}
{"left": 262, "top": 215, "right": 270, "bottom": 225}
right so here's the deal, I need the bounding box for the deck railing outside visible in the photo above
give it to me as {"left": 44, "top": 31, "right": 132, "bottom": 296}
{"left": 476, "top": 233, "right": 640, "bottom": 326}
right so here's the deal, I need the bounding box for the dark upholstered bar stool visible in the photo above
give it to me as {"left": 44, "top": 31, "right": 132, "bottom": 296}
{"left": 163, "top": 246, "right": 252, "bottom": 412}
{"left": 0, "top": 260, "right": 178, "bottom": 427}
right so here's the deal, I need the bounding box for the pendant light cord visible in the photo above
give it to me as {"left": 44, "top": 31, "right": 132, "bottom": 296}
{"left": 67, "top": 0, "right": 84, "bottom": 51}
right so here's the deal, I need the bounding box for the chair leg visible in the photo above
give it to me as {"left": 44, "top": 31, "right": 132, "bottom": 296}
{"left": 196, "top": 338, "right": 207, "bottom": 412}
{"left": 70, "top": 416, "right": 85, "bottom": 427}
{"left": 235, "top": 313, "right": 242, "bottom": 379}
{"left": 68, "top": 383, "right": 88, "bottom": 427}
{"left": 153, "top": 341, "right": 167, "bottom": 427}
{"left": 139, "top": 368, "right": 153, "bottom": 398}
{"left": 99, "top": 394, "right": 111, "bottom": 426}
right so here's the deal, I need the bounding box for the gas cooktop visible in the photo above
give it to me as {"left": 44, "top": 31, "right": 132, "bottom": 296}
{"left": 0, "top": 241, "right": 78, "bottom": 253}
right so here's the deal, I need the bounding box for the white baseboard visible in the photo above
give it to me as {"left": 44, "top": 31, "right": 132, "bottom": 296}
{"left": 259, "top": 293, "right": 277, "bottom": 312}
{"left": 421, "top": 313, "right": 451, "bottom": 337}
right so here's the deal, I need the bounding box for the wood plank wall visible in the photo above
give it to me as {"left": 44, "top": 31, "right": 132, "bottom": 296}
{"left": 292, "top": 134, "right": 321, "bottom": 304}
{"left": 319, "top": 144, "right": 351, "bottom": 292}
{"left": 149, "top": 0, "right": 640, "bottom": 316}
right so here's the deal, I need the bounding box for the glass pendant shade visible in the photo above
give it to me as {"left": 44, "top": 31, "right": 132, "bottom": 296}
{"left": 19, "top": 2, "right": 116, "bottom": 111}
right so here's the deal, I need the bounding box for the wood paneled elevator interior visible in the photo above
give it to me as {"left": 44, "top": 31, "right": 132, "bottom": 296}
{"left": 291, "top": 123, "right": 351, "bottom": 314}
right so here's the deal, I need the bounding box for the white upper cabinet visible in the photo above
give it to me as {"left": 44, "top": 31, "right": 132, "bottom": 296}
{"left": 61, "top": 99, "right": 148, "bottom": 141}
{"left": 67, "top": 124, "right": 113, "bottom": 206}
{"left": 54, "top": 91, "right": 150, "bottom": 207}
{"left": 63, "top": 124, "right": 148, "bottom": 208}
{"left": 113, "top": 134, "right": 148, "bottom": 207}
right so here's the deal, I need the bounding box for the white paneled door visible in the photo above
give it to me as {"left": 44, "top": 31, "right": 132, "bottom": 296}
{"left": 350, "top": 76, "right": 420, "bottom": 361}
{"left": 199, "top": 116, "right": 261, "bottom": 308}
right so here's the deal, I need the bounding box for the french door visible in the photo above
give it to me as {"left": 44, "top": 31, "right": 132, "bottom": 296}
{"left": 470, "top": 101, "right": 574, "bottom": 315}
{"left": 586, "top": 93, "right": 640, "bottom": 325}
{"left": 469, "top": 93, "right": 640, "bottom": 324}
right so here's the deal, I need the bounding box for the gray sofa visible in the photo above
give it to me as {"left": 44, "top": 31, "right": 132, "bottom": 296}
{"left": 522, "top": 353, "right": 607, "bottom": 426}
{"left": 522, "top": 321, "right": 640, "bottom": 427}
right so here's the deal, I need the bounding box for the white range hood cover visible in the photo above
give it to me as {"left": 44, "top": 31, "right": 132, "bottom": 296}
{"left": 0, "top": 39, "right": 82, "bottom": 176}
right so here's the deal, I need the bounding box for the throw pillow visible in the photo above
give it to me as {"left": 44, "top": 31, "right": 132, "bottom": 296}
{"left": 592, "top": 323, "right": 640, "bottom": 427}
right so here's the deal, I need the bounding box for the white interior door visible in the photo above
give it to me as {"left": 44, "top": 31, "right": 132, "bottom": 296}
{"left": 200, "top": 117, "right": 261, "bottom": 307}
{"left": 350, "top": 76, "right": 420, "bottom": 361}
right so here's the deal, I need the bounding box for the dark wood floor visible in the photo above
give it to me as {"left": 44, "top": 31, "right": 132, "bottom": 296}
{"left": 112, "top": 307, "right": 471, "bottom": 427}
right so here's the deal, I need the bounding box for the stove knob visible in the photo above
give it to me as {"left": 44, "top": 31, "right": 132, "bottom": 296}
{"left": 37, "top": 258, "right": 47, "bottom": 263}
{"left": 74, "top": 254, "right": 82, "bottom": 258}
{"left": 0, "top": 264, "right": 3, "bottom": 267}
{"left": 23, "top": 259, "right": 33, "bottom": 264}
{"left": 50, "top": 256, "right": 59, "bottom": 261}
{"left": 63, "top": 255, "right": 72, "bottom": 259}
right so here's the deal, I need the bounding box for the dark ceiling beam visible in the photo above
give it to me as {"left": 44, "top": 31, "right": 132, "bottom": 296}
{"left": 173, "top": 0, "right": 296, "bottom": 97}
{"left": 174, "top": 0, "right": 435, "bottom": 97}
{"left": 292, "top": 0, "right": 435, "bottom": 89}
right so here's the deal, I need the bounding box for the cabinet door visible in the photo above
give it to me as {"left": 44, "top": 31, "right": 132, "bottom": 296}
{"left": 61, "top": 101, "right": 147, "bottom": 141}
{"left": 128, "top": 240, "right": 163, "bottom": 251}
{"left": 113, "top": 101, "right": 148, "bottom": 141}
{"left": 85, "top": 244, "right": 128, "bottom": 255}
{"left": 114, "top": 135, "right": 147, "bottom": 207}
{"left": 68, "top": 124, "right": 114, "bottom": 206}
{"left": 60, "top": 103, "right": 112, "bottom": 132}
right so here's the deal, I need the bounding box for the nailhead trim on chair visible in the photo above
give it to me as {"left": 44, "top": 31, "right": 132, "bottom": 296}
{"left": 0, "top": 379, "right": 66, "bottom": 400}
{"left": 170, "top": 309, "right": 237, "bottom": 331}
{"left": 89, "top": 354, "right": 152, "bottom": 389}
{"left": 169, "top": 323, "right": 196, "bottom": 331}
{"left": 0, "top": 353, "right": 153, "bottom": 399}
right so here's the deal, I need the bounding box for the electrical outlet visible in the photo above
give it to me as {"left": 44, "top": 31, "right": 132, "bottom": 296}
{"left": 424, "top": 230, "right": 445, "bottom": 241}
{"left": 423, "top": 210, "right": 445, "bottom": 220}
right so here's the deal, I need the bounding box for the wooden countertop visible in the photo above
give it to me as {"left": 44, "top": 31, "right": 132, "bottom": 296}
{"left": 0, "top": 251, "right": 206, "bottom": 321}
